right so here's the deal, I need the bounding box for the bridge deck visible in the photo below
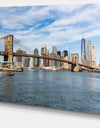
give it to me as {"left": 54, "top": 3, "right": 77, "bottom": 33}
{"left": 0, "top": 51, "right": 98, "bottom": 70}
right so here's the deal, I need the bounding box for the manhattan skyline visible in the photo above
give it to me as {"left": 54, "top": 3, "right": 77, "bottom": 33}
{"left": 0, "top": 4, "right": 100, "bottom": 63}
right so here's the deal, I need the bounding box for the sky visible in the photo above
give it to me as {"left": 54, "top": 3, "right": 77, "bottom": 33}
{"left": 0, "top": 4, "right": 100, "bottom": 64}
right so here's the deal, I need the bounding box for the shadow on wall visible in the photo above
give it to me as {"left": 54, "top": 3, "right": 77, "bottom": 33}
{"left": 0, "top": 102, "right": 100, "bottom": 120}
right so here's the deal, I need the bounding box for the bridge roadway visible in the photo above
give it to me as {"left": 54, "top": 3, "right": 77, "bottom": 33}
{"left": 0, "top": 51, "right": 98, "bottom": 70}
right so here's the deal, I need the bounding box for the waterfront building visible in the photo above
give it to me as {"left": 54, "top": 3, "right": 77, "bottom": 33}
{"left": 22, "top": 51, "right": 26, "bottom": 67}
{"left": 99, "top": 60, "right": 100, "bottom": 70}
{"left": 46, "top": 49, "right": 49, "bottom": 67}
{"left": 43, "top": 55, "right": 49, "bottom": 67}
{"left": 34, "top": 48, "right": 39, "bottom": 67}
{"left": 87, "top": 41, "right": 92, "bottom": 66}
{"left": 0, "top": 62, "right": 3, "bottom": 68}
{"left": 41, "top": 45, "right": 49, "bottom": 67}
{"left": 60, "top": 56, "right": 64, "bottom": 67}
{"left": 29, "top": 57, "right": 34, "bottom": 68}
{"left": 39, "top": 57, "right": 44, "bottom": 67}
{"left": 25, "top": 57, "right": 30, "bottom": 67}
{"left": 92, "top": 44, "right": 96, "bottom": 67}
{"left": 55, "top": 55, "right": 60, "bottom": 67}
{"left": 52, "top": 46, "right": 57, "bottom": 55}
{"left": 41, "top": 47, "right": 45, "bottom": 67}
{"left": 49, "top": 53, "right": 55, "bottom": 68}
{"left": 15, "top": 49, "right": 26, "bottom": 67}
{"left": 57, "top": 51, "right": 61, "bottom": 57}
{"left": 81, "top": 37, "right": 86, "bottom": 60}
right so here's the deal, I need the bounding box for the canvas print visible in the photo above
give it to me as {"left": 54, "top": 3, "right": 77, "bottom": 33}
{"left": 0, "top": 4, "right": 100, "bottom": 114}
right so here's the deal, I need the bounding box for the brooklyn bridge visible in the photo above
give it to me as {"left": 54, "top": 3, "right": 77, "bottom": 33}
{"left": 0, "top": 35, "right": 99, "bottom": 72}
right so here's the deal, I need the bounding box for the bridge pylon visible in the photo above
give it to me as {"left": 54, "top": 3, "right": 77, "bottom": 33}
{"left": 71, "top": 54, "right": 79, "bottom": 72}
{"left": 4, "top": 35, "right": 13, "bottom": 63}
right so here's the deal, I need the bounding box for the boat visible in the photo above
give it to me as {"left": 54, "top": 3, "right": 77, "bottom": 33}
{"left": 7, "top": 72, "right": 15, "bottom": 76}
{"left": 52, "top": 68, "right": 57, "bottom": 71}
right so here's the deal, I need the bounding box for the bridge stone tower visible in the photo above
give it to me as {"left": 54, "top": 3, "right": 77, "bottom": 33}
{"left": 71, "top": 54, "right": 79, "bottom": 72}
{"left": 4, "top": 35, "right": 13, "bottom": 62}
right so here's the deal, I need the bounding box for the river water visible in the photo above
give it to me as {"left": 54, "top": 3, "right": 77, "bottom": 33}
{"left": 0, "top": 69, "right": 100, "bottom": 114}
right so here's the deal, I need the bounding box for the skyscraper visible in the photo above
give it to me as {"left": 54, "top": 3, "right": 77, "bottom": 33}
{"left": 41, "top": 46, "right": 49, "bottom": 56}
{"left": 92, "top": 44, "right": 96, "bottom": 67}
{"left": 87, "top": 41, "right": 92, "bottom": 66}
{"left": 52, "top": 46, "right": 57, "bottom": 55}
{"left": 41, "top": 47, "right": 44, "bottom": 55}
{"left": 15, "top": 48, "right": 25, "bottom": 67}
{"left": 29, "top": 57, "right": 34, "bottom": 68}
{"left": 55, "top": 55, "right": 60, "bottom": 67}
{"left": 47, "top": 49, "right": 49, "bottom": 56}
{"left": 34, "top": 48, "right": 39, "bottom": 67}
{"left": 81, "top": 37, "right": 86, "bottom": 60}
{"left": 44, "top": 45, "right": 47, "bottom": 55}
{"left": 41, "top": 45, "right": 49, "bottom": 67}
{"left": 99, "top": 60, "right": 100, "bottom": 70}
{"left": 25, "top": 57, "right": 30, "bottom": 67}
{"left": 49, "top": 53, "right": 55, "bottom": 68}
{"left": 57, "top": 51, "right": 61, "bottom": 57}
{"left": 39, "top": 47, "right": 44, "bottom": 67}
{"left": 62, "top": 50, "right": 68, "bottom": 57}
{"left": 22, "top": 51, "right": 26, "bottom": 67}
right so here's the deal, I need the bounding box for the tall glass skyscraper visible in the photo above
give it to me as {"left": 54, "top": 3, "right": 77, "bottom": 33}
{"left": 81, "top": 38, "right": 86, "bottom": 60}
{"left": 57, "top": 51, "right": 61, "bottom": 57}
{"left": 63, "top": 50, "right": 68, "bottom": 57}
{"left": 34, "top": 48, "right": 39, "bottom": 67}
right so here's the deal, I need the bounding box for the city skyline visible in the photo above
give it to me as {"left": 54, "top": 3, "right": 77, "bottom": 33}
{"left": 14, "top": 42, "right": 97, "bottom": 69}
{"left": 0, "top": 4, "right": 100, "bottom": 63}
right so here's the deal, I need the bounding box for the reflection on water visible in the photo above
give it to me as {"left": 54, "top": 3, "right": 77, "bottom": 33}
{"left": 0, "top": 69, "right": 100, "bottom": 114}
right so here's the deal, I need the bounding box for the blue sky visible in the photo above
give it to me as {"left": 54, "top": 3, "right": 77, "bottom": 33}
{"left": 0, "top": 4, "right": 100, "bottom": 64}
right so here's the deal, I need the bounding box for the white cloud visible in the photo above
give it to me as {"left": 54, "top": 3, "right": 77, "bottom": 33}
{"left": 1, "top": 4, "right": 100, "bottom": 57}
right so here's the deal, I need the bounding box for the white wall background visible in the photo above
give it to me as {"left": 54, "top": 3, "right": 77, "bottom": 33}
{"left": 0, "top": 0, "right": 100, "bottom": 128}
{"left": 0, "top": 0, "right": 100, "bottom": 6}
{"left": 0, "top": 102, "right": 100, "bottom": 128}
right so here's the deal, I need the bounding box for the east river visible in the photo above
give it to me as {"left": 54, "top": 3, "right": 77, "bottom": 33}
{"left": 0, "top": 69, "right": 100, "bottom": 114}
